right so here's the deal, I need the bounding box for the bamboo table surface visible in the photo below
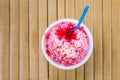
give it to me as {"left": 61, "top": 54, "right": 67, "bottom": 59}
{"left": 0, "top": 0, "right": 120, "bottom": 80}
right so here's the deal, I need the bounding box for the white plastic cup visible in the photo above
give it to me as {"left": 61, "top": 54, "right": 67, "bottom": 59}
{"left": 41, "top": 19, "right": 93, "bottom": 70}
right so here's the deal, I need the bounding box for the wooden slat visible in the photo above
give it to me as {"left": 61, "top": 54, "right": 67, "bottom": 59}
{"left": 48, "top": 0, "right": 57, "bottom": 24}
{"left": 75, "top": 0, "right": 84, "bottom": 80}
{"left": 20, "top": 0, "right": 29, "bottom": 79}
{"left": 94, "top": 0, "right": 103, "bottom": 80}
{"left": 103, "top": 0, "right": 111, "bottom": 80}
{"left": 58, "top": 0, "right": 65, "bottom": 19}
{"left": 39, "top": 0, "right": 48, "bottom": 80}
{"left": 58, "top": 0, "right": 65, "bottom": 80}
{"left": 84, "top": 0, "right": 94, "bottom": 80}
{"left": 112, "top": 0, "right": 120, "bottom": 80}
{"left": 66, "top": 0, "right": 74, "bottom": 18}
{"left": 10, "top": 0, "right": 19, "bottom": 80}
{"left": 0, "top": 0, "right": 10, "bottom": 80}
{"left": 29, "top": 0, "right": 39, "bottom": 79}
{"left": 66, "top": 0, "right": 75, "bottom": 80}
{"left": 48, "top": 0, "right": 58, "bottom": 80}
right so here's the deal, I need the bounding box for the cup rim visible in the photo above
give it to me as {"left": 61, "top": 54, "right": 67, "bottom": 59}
{"left": 41, "top": 19, "right": 93, "bottom": 70}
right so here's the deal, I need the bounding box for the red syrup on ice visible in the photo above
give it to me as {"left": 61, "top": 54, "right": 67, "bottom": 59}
{"left": 45, "top": 22, "right": 89, "bottom": 66}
